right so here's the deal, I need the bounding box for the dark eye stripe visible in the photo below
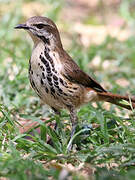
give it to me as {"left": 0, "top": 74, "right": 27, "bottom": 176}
{"left": 33, "top": 24, "right": 47, "bottom": 29}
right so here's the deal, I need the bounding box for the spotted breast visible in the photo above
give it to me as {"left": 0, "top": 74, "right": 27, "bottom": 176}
{"left": 29, "top": 41, "right": 85, "bottom": 111}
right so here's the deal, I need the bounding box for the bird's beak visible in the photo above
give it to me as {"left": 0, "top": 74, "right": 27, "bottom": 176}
{"left": 14, "top": 23, "right": 29, "bottom": 30}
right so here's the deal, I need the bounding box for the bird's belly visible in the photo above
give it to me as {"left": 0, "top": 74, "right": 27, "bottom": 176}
{"left": 29, "top": 70, "right": 84, "bottom": 110}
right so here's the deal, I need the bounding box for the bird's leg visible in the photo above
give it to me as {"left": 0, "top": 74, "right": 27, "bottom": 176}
{"left": 70, "top": 108, "right": 78, "bottom": 138}
{"left": 67, "top": 107, "right": 78, "bottom": 151}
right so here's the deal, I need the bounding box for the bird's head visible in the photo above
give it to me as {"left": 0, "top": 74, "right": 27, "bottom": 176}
{"left": 15, "top": 16, "right": 62, "bottom": 48}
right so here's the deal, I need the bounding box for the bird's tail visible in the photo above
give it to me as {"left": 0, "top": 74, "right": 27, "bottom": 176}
{"left": 97, "top": 92, "right": 135, "bottom": 110}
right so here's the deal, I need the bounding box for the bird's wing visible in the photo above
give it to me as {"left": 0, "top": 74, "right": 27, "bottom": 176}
{"left": 62, "top": 51, "right": 107, "bottom": 93}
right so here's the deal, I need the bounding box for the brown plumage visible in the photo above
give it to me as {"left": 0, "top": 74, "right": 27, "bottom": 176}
{"left": 15, "top": 16, "right": 135, "bottom": 150}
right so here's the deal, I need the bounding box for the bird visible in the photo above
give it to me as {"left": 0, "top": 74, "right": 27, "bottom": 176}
{"left": 15, "top": 16, "right": 135, "bottom": 150}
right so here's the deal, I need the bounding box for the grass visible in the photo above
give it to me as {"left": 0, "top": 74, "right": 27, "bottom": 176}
{"left": 0, "top": 0, "right": 135, "bottom": 179}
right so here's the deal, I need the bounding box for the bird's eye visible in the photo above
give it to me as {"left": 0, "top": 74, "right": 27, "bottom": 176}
{"left": 33, "top": 24, "right": 45, "bottom": 29}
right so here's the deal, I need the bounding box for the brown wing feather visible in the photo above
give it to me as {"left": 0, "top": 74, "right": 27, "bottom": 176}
{"left": 62, "top": 50, "right": 107, "bottom": 92}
